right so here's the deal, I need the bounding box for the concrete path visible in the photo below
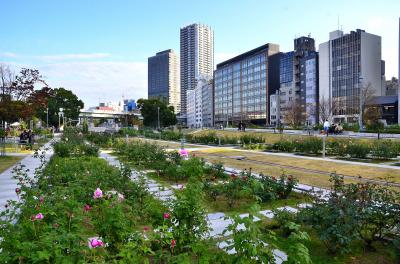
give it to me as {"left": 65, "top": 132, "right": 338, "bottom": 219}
{"left": 0, "top": 140, "right": 55, "bottom": 212}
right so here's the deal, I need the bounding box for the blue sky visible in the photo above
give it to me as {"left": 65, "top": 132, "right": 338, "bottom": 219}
{"left": 1, "top": 0, "right": 399, "bottom": 106}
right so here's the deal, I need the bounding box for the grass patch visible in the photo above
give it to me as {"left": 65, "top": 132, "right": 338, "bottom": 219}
{"left": 205, "top": 192, "right": 311, "bottom": 215}
{"left": 192, "top": 149, "right": 400, "bottom": 187}
{"left": 0, "top": 156, "right": 23, "bottom": 173}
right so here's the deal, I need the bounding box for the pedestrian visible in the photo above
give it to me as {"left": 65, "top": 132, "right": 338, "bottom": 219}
{"left": 323, "top": 119, "right": 330, "bottom": 136}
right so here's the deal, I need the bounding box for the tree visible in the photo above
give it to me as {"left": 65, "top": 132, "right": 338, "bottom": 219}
{"left": 36, "top": 88, "right": 84, "bottom": 127}
{"left": 0, "top": 67, "right": 49, "bottom": 123}
{"left": 136, "top": 99, "right": 176, "bottom": 128}
{"left": 319, "top": 96, "right": 339, "bottom": 124}
{"left": 0, "top": 64, "right": 14, "bottom": 98}
{"left": 283, "top": 100, "right": 306, "bottom": 127}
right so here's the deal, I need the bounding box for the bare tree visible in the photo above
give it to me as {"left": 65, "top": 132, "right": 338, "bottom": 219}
{"left": 0, "top": 64, "right": 14, "bottom": 99}
{"left": 318, "top": 96, "right": 339, "bottom": 123}
{"left": 283, "top": 100, "right": 305, "bottom": 127}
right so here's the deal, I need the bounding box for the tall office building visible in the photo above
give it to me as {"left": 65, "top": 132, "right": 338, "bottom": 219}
{"left": 180, "top": 23, "right": 214, "bottom": 117}
{"left": 278, "top": 36, "right": 318, "bottom": 125}
{"left": 148, "top": 49, "right": 180, "bottom": 113}
{"left": 319, "top": 29, "right": 384, "bottom": 124}
{"left": 214, "top": 43, "right": 280, "bottom": 125}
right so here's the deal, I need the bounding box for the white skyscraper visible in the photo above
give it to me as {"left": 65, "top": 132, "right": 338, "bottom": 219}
{"left": 180, "top": 23, "right": 214, "bottom": 118}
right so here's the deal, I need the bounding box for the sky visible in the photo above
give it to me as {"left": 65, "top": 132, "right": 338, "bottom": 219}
{"left": 1, "top": 0, "right": 399, "bottom": 107}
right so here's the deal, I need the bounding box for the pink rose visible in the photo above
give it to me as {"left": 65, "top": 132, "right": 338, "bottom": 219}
{"left": 178, "top": 149, "right": 188, "bottom": 157}
{"left": 93, "top": 188, "right": 103, "bottom": 199}
{"left": 90, "top": 238, "right": 104, "bottom": 248}
{"left": 84, "top": 204, "right": 91, "bottom": 212}
{"left": 15, "top": 188, "right": 21, "bottom": 194}
{"left": 163, "top": 213, "right": 170, "bottom": 219}
{"left": 35, "top": 213, "right": 44, "bottom": 220}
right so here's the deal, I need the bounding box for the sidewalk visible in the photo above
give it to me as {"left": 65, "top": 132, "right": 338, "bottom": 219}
{"left": 0, "top": 140, "right": 55, "bottom": 212}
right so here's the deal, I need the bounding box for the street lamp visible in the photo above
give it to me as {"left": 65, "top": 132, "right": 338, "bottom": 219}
{"left": 59, "top": 108, "right": 64, "bottom": 130}
{"left": 46, "top": 107, "right": 49, "bottom": 128}
{"left": 157, "top": 106, "right": 160, "bottom": 130}
{"left": 359, "top": 76, "right": 364, "bottom": 130}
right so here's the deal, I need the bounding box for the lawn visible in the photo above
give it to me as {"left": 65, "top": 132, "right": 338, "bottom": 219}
{"left": 192, "top": 149, "right": 400, "bottom": 188}
{"left": 204, "top": 192, "right": 311, "bottom": 215}
{"left": 0, "top": 156, "right": 23, "bottom": 173}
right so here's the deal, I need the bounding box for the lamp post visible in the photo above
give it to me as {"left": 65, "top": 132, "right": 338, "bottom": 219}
{"left": 59, "top": 108, "right": 64, "bottom": 131}
{"left": 359, "top": 76, "right": 364, "bottom": 130}
{"left": 157, "top": 106, "right": 160, "bottom": 130}
{"left": 46, "top": 107, "right": 49, "bottom": 128}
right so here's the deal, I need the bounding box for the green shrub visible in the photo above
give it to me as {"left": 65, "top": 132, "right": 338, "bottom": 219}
{"left": 371, "top": 140, "right": 399, "bottom": 159}
{"left": 240, "top": 134, "right": 264, "bottom": 144}
{"left": 271, "top": 139, "right": 295, "bottom": 152}
{"left": 53, "top": 142, "right": 72, "bottom": 157}
{"left": 346, "top": 143, "right": 370, "bottom": 159}
{"left": 295, "top": 137, "right": 322, "bottom": 154}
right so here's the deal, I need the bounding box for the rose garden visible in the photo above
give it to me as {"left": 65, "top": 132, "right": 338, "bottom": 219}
{"left": 0, "top": 128, "right": 399, "bottom": 264}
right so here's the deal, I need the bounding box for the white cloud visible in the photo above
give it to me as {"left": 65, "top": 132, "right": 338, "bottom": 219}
{"left": 0, "top": 52, "right": 18, "bottom": 58}
{"left": 37, "top": 61, "right": 147, "bottom": 107}
{"left": 35, "top": 53, "right": 111, "bottom": 61}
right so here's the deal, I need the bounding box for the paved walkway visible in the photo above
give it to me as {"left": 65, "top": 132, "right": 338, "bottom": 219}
{"left": 0, "top": 140, "right": 55, "bottom": 212}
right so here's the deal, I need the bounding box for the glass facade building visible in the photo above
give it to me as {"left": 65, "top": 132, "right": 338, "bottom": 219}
{"left": 214, "top": 43, "right": 280, "bottom": 125}
{"left": 280, "top": 52, "right": 294, "bottom": 84}
{"left": 148, "top": 49, "right": 180, "bottom": 113}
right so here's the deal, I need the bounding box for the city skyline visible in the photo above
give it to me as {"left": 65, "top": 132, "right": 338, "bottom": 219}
{"left": 0, "top": 0, "right": 399, "bottom": 106}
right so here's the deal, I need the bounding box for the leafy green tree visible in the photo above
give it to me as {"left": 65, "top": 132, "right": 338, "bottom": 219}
{"left": 0, "top": 67, "right": 50, "bottom": 123}
{"left": 136, "top": 99, "right": 176, "bottom": 128}
{"left": 36, "top": 87, "right": 84, "bottom": 127}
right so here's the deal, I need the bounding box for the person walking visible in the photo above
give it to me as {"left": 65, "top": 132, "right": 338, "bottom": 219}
{"left": 323, "top": 120, "right": 330, "bottom": 136}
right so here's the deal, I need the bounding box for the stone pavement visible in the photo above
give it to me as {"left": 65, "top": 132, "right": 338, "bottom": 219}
{"left": 99, "top": 151, "right": 317, "bottom": 263}
{"left": 0, "top": 140, "right": 55, "bottom": 213}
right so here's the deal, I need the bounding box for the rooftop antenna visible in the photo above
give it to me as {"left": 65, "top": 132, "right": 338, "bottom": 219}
{"left": 337, "top": 15, "right": 340, "bottom": 31}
